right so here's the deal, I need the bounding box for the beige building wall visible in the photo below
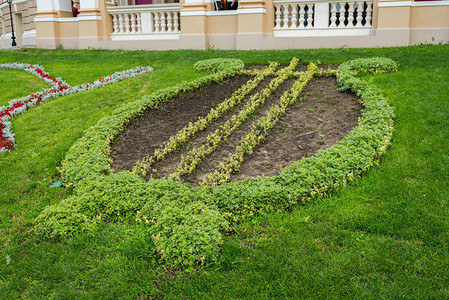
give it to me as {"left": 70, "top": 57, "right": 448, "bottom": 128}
{"left": 376, "top": 1, "right": 449, "bottom": 47}
{"left": 35, "top": 0, "right": 116, "bottom": 49}
{"left": 28, "top": 0, "right": 449, "bottom": 50}
{"left": 409, "top": 3, "right": 449, "bottom": 44}
{"left": 410, "top": 6, "right": 449, "bottom": 28}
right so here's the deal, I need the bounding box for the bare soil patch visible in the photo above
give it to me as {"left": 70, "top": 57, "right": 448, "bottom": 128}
{"left": 110, "top": 75, "right": 251, "bottom": 171}
{"left": 110, "top": 70, "right": 362, "bottom": 185}
{"left": 185, "top": 77, "right": 296, "bottom": 184}
{"left": 232, "top": 76, "right": 361, "bottom": 182}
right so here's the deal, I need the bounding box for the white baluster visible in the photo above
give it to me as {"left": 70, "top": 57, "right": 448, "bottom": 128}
{"left": 329, "top": 3, "right": 337, "bottom": 27}
{"left": 130, "top": 13, "right": 135, "bottom": 33}
{"left": 167, "top": 11, "right": 173, "bottom": 33}
{"left": 307, "top": 4, "right": 314, "bottom": 28}
{"left": 304, "top": 4, "right": 309, "bottom": 28}
{"left": 128, "top": 13, "right": 133, "bottom": 33}
{"left": 299, "top": 4, "right": 305, "bottom": 28}
{"left": 124, "top": 13, "right": 130, "bottom": 33}
{"left": 365, "top": 2, "right": 372, "bottom": 27}
{"left": 154, "top": 12, "right": 160, "bottom": 33}
{"left": 173, "top": 12, "right": 180, "bottom": 32}
{"left": 275, "top": 5, "right": 282, "bottom": 29}
{"left": 281, "top": 5, "right": 289, "bottom": 29}
{"left": 355, "top": 2, "right": 363, "bottom": 27}
{"left": 112, "top": 14, "right": 119, "bottom": 33}
{"left": 337, "top": 3, "right": 343, "bottom": 27}
{"left": 347, "top": 2, "right": 354, "bottom": 27}
{"left": 161, "top": 12, "right": 167, "bottom": 33}
{"left": 129, "top": 13, "right": 137, "bottom": 33}
{"left": 290, "top": 5, "right": 298, "bottom": 29}
{"left": 131, "top": 13, "right": 135, "bottom": 33}
{"left": 136, "top": 12, "right": 142, "bottom": 33}
{"left": 150, "top": 12, "right": 155, "bottom": 33}
{"left": 129, "top": 13, "right": 134, "bottom": 33}
{"left": 119, "top": 13, "right": 126, "bottom": 33}
{"left": 353, "top": 2, "right": 359, "bottom": 27}
{"left": 159, "top": 12, "right": 164, "bottom": 32}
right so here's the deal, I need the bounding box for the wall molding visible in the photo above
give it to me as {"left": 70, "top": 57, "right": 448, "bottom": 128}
{"left": 378, "top": 0, "right": 449, "bottom": 7}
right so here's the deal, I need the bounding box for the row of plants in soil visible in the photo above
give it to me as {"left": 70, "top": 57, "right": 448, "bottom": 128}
{"left": 0, "top": 63, "right": 153, "bottom": 153}
{"left": 58, "top": 58, "right": 244, "bottom": 185}
{"left": 167, "top": 58, "right": 299, "bottom": 181}
{"left": 203, "top": 62, "right": 320, "bottom": 185}
{"left": 34, "top": 57, "right": 398, "bottom": 268}
{"left": 133, "top": 61, "right": 278, "bottom": 178}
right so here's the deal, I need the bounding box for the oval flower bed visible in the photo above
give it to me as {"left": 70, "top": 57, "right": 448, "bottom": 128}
{"left": 34, "top": 57, "right": 398, "bottom": 268}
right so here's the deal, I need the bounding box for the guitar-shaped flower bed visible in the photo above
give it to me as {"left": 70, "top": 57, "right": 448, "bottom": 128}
{"left": 34, "top": 57, "right": 398, "bottom": 268}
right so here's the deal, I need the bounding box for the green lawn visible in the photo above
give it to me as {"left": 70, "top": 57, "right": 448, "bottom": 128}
{"left": 0, "top": 70, "right": 50, "bottom": 106}
{"left": 0, "top": 45, "right": 448, "bottom": 298}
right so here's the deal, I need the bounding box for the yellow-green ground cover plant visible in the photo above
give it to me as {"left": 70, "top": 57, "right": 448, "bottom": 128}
{"left": 203, "top": 62, "right": 323, "bottom": 185}
{"left": 34, "top": 57, "right": 398, "bottom": 268}
{"left": 167, "top": 58, "right": 300, "bottom": 181}
{"left": 133, "top": 61, "right": 279, "bottom": 178}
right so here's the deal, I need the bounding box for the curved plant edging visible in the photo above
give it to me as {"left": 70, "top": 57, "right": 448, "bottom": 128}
{"left": 34, "top": 57, "right": 398, "bottom": 268}
{"left": 0, "top": 63, "right": 153, "bottom": 153}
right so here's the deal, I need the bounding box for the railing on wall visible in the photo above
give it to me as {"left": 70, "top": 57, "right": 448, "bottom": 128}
{"left": 273, "top": 0, "right": 373, "bottom": 36}
{"left": 275, "top": 2, "right": 315, "bottom": 29}
{"left": 108, "top": 4, "right": 180, "bottom": 38}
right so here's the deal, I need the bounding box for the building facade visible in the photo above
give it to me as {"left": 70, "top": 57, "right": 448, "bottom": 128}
{"left": 1, "top": 0, "right": 448, "bottom": 50}
{"left": 1, "top": 0, "right": 38, "bottom": 47}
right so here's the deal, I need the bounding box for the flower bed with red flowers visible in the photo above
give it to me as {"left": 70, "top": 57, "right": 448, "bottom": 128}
{"left": 0, "top": 63, "right": 153, "bottom": 153}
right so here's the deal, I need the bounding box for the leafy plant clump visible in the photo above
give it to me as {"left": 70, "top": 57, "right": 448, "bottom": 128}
{"left": 35, "top": 58, "right": 244, "bottom": 267}
{"left": 194, "top": 58, "right": 245, "bottom": 73}
{"left": 34, "top": 57, "right": 398, "bottom": 268}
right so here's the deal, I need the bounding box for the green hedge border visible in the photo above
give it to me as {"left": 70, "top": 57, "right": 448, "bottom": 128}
{"left": 35, "top": 57, "right": 398, "bottom": 267}
{"left": 59, "top": 58, "right": 244, "bottom": 184}
{"left": 206, "top": 58, "right": 397, "bottom": 218}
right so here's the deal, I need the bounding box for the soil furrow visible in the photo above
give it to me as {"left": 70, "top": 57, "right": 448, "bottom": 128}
{"left": 184, "top": 77, "right": 297, "bottom": 185}
{"left": 109, "top": 67, "right": 362, "bottom": 187}
{"left": 231, "top": 76, "right": 362, "bottom": 182}
{"left": 109, "top": 75, "right": 251, "bottom": 172}
{"left": 146, "top": 75, "right": 274, "bottom": 179}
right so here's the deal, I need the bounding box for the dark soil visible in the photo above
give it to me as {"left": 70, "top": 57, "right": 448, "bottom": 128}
{"left": 140, "top": 75, "right": 275, "bottom": 180}
{"left": 110, "top": 70, "right": 362, "bottom": 185}
{"left": 185, "top": 77, "right": 296, "bottom": 184}
{"left": 110, "top": 75, "right": 251, "bottom": 171}
{"left": 232, "top": 76, "right": 361, "bottom": 182}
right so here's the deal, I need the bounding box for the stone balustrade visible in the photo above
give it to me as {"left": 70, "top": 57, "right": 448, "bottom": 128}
{"left": 273, "top": 0, "right": 373, "bottom": 36}
{"left": 108, "top": 4, "right": 180, "bottom": 37}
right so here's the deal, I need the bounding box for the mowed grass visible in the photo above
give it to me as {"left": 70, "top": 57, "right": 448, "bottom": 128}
{"left": 0, "top": 45, "right": 448, "bottom": 298}
{"left": 0, "top": 70, "right": 50, "bottom": 106}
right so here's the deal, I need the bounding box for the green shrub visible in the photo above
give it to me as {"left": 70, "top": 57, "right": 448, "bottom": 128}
{"left": 194, "top": 58, "right": 244, "bottom": 73}
{"left": 34, "top": 196, "right": 95, "bottom": 239}
{"left": 138, "top": 191, "right": 228, "bottom": 267}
